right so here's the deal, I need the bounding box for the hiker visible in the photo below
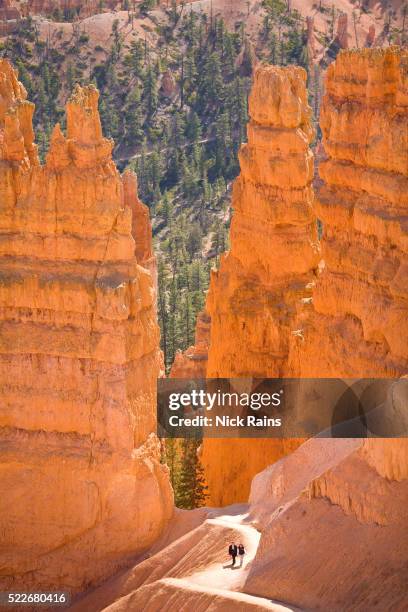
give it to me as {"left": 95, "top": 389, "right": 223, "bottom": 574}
{"left": 228, "top": 542, "right": 238, "bottom": 566}
{"left": 238, "top": 543, "right": 246, "bottom": 567}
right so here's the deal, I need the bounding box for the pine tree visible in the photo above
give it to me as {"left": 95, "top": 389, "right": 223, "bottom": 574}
{"left": 124, "top": 38, "right": 144, "bottom": 74}
{"left": 157, "top": 258, "right": 169, "bottom": 366}
{"left": 168, "top": 274, "right": 178, "bottom": 366}
{"left": 124, "top": 84, "right": 144, "bottom": 145}
{"left": 197, "top": 51, "right": 224, "bottom": 113}
{"left": 185, "top": 110, "right": 202, "bottom": 143}
{"left": 214, "top": 111, "right": 231, "bottom": 177}
{"left": 143, "top": 64, "right": 158, "bottom": 119}
{"left": 164, "top": 437, "right": 179, "bottom": 491}
{"left": 186, "top": 223, "right": 203, "bottom": 260}
{"left": 161, "top": 191, "right": 172, "bottom": 224}
{"left": 177, "top": 438, "right": 208, "bottom": 509}
{"left": 193, "top": 442, "right": 208, "bottom": 508}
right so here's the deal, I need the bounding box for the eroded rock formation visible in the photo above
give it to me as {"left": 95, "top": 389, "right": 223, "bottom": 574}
{"left": 290, "top": 47, "right": 408, "bottom": 378}
{"left": 206, "top": 65, "right": 318, "bottom": 377}
{"left": 122, "top": 169, "right": 157, "bottom": 291}
{"left": 26, "top": 0, "right": 118, "bottom": 19}
{"left": 160, "top": 69, "right": 177, "bottom": 99}
{"left": 200, "top": 65, "right": 319, "bottom": 506}
{"left": 245, "top": 47, "right": 408, "bottom": 611}
{"left": 170, "top": 311, "right": 210, "bottom": 378}
{"left": 0, "top": 0, "right": 20, "bottom": 35}
{"left": 245, "top": 436, "right": 408, "bottom": 611}
{"left": 0, "top": 60, "right": 172, "bottom": 593}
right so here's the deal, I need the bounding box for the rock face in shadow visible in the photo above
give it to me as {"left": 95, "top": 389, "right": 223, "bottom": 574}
{"left": 200, "top": 65, "right": 319, "bottom": 506}
{"left": 122, "top": 169, "right": 157, "bottom": 295}
{"left": 0, "top": 60, "right": 172, "bottom": 593}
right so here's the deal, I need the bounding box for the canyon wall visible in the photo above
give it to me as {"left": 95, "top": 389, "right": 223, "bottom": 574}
{"left": 200, "top": 65, "right": 320, "bottom": 506}
{"left": 243, "top": 47, "right": 408, "bottom": 610}
{"left": 183, "top": 47, "right": 408, "bottom": 507}
{"left": 0, "top": 60, "right": 172, "bottom": 593}
{"left": 289, "top": 46, "right": 408, "bottom": 379}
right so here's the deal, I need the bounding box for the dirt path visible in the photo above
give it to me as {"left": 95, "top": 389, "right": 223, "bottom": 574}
{"left": 70, "top": 505, "right": 299, "bottom": 611}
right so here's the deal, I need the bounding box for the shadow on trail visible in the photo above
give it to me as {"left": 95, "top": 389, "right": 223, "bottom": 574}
{"left": 222, "top": 562, "right": 241, "bottom": 570}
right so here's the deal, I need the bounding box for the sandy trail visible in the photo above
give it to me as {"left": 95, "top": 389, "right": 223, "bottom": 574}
{"left": 181, "top": 515, "right": 260, "bottom": 592}
{"left": 70, "top": 505, "right": 298, "bottom": 611}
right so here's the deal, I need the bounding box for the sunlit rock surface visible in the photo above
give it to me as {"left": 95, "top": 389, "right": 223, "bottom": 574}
{"left": 0, "top": 60, "right": 172, "bottom": 593}
{"left": 245, "top": 48, "right": 408, "bottom": 611}
{"left": 200, "top": 65, "right": 319, "bottom": 506}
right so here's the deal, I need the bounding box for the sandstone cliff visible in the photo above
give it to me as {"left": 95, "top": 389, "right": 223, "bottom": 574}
{"left": 200, "top": 65, "right": 319, "bottom": 506}
{"left": 0, "top": 60, "right": 172, "bottom": 593}
{"left": 244, "top": 47, "right": 408, "bottom": 611}
{"left": 63, "top": 48, "right": 408, "bottom": 612}
{"left": 290, "top": 47, "right": 408, "bottom": 378}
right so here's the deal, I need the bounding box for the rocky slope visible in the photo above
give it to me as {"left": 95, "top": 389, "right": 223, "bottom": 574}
{"left": 187, "top": 0, "right": 405, "bottom": 55}
{"left": 245, "top": 436, "right": 408, "bottom": 611}
{"left": 69, "top": 504, "right": 295, "bottom": 612}
{"left": 0, "top": 60, "right": 172, "bottom": 593}
{"left": 69, "top": 441, "right": 408, "bottom": 611}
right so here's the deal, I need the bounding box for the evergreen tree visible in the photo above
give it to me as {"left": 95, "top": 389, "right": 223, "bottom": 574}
{"left": 164, "top": 437, "right": 179, "bottom": 491}
{"left": 214, "top": 111, "right": 231, "bottom": 177}
{"left": 185, "top": 110, "right": 202, "bottom": 142}
{"left": 124, "top": 84, "right": 144, "bottom": 144}
{"left": 177, "top": 438, "right": 208, "bottom": 509}
{"left": 124, "top": 38, "right": 144, "bottom": 74}
{"left": 143, "top": 64, "right": 158, "bottom": 119}
{"left": 157, "top": 257, "right": 169, "bottom": 366}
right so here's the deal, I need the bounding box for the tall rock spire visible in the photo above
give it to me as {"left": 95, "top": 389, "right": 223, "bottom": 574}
{"left": 206, "top": 65, "right": 318, "bottom": 378}
{"left": 0, "top": 58, "right": 37, "bottom": 165}
{"left": 0, "top": 61, "right": 172, "bottom": 593}
{"left": 291, "top": 47, "right": 408, "bottom": 379}
{"left": 200, "top": 65, "right": 319, "bottom": 506}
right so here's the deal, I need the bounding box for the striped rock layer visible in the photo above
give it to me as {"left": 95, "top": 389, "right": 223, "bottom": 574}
{"left": 0, "top": 60, "right": 172, "bottom": 593}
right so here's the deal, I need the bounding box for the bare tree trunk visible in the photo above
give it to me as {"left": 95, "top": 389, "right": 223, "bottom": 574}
{"left": 353, "top": 11, "right": 359, "bottom": 48}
